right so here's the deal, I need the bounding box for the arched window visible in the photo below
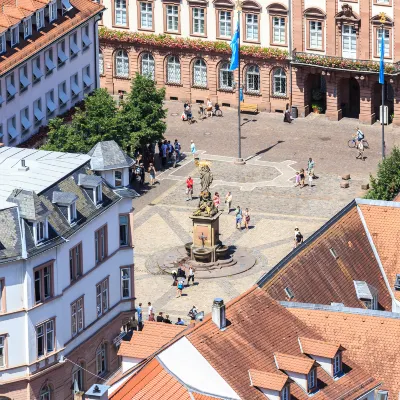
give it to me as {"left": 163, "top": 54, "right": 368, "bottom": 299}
{"left": 96, "top": 343, "right": 107, "bottom": 376}
{"left": 72, "top": 362, "right": 85, "bottom": 394}
{"left": 167, "top": 56, "right": 181, "bottom": 84}
{"left": 193, "top": 59, "right": 207, "bottom": 87}
{"left": 40, "top": 384, "right": 52, "bottom": 400}
{"left": 115, "top": 0, "right": 127, "bottom": 26}
{"left": 115, "top": 50, "right": 129, "bottom": 78}
{"left": 219, "top": 62, "right": 233, "bottom": 89}
{"left": 246, "top": 65, "right": 260, "bottom": 93}
{"left": 273, "top": 68, "right": 286, "bottom": 96}
{"left": 141, "top": 53, "right": 155, "bottom": 80}
{"left": 99, "top": 51, "right": 104, "bottom": 75}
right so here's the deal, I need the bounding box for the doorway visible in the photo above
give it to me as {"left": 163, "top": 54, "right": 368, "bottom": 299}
{"left": 340, "top": 77, "right": 360, "bottom": 118}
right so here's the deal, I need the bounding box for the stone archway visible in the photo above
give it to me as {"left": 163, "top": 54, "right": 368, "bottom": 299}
{"left": 306, "top": 73, "right": 326, "bottom": 114}
{"left": 339, "top": 77, "right": 360, "bottom": 118}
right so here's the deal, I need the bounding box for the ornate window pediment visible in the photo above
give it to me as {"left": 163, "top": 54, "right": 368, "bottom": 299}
{"left": 335, "top": 4, "right": 360, "bottom": 22}
{"left": 242, "top": 0, "right": 261, "bottom": 12}
{"left": 267, "top": 2, "right": 287, "bottom": 14}
{"left": 304, "top": 7, "right": 326, "bottom": 19}
{"left": 213, "top": 0, "right": 234, "bottom": 8}
{"left": 371, "top": 13, "right": 393, "bottom": 26}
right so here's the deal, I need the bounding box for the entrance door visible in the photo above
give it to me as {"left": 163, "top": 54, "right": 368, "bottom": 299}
{"left": 342, "top": 25, "right": 357, "bottom": 59}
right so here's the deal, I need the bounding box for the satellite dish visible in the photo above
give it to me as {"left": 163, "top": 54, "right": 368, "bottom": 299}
{"left": 195, "top": 311, "right": 204, "bottom": 321}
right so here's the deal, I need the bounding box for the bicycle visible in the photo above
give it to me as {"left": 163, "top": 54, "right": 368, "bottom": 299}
{"left": 348, "top": 137, "right": 369, "bottom": 149}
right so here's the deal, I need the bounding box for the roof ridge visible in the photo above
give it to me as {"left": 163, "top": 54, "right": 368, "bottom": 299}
{"left": 356, "top": 198, "right": 400, "bottom": 208}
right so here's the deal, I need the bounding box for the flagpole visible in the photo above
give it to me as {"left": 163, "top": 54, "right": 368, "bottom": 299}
{"left": 237, "top": 8, "right": 241, "bottom": 161}
{"left": 379, "top": 15, "right": 386, "bottom": 160}
{"left": 382, "top": 70, "right": 385, "bottom": 159}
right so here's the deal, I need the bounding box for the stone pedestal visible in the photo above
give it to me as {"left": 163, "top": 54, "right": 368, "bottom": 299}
{"left": 190, "top": 212, "right": 222, "bottom": 262}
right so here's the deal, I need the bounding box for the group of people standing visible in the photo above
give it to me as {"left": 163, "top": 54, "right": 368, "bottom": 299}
{"left": 158, "top": 139, "right": 182, "bottom": 169}
{"left": 135, "top": 302, "right": 186, "bottom": 328}
{"left": 295, "top": 157, "right": 316, "bottom": 188}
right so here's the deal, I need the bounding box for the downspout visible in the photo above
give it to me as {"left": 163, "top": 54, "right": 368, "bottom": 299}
{"left": 93, "top": 13, "right": 103, "bottom": 90}
{"left": 288, "top": 0, "right": 293, "bottom": 109}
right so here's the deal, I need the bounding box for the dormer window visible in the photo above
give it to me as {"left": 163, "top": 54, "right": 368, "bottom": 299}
{"left": 52, "top": 191, "right": 78, "bottom": 225}
{"left": 35, "top": 219, "right": 48, "bottom": 244}
{"left": 36, "top": 9, "right": 45, "bottom": 30}
{"left": 281, "top": 385, "right": 289, "bottom": 400}
{"left": 61, "top": 0, "right": 73, "bottom": 14}
{"left": 68, "top": 202, "right": 77, "bottom": 224}
{"left": 23, "top": 17, "right": 32, "bottom": 39}
{"left": 11, "top": 25, "right": 19, "bottom": 47}
{"left": 354, "top": 281, "right": 378, "bottom": 310}
{"left": 333, "top": 352, "right": 342, "bottom": 376}
{"left": 49, "top": 1, "right": 57, "bottom": 22}
{"left": 95, "top": 184, "right": 103, "bottom": 204}
{"left": 78, "top": 174, "right": 103, "bottom": 205}
{"left": 307, "top": 368, "right": 316, "bottom": 392}
{"left": 114, "top": 170, "right": 123, "bottom": 187}
{"left": 0, "top": 34, "right": 6, "bottom": 54}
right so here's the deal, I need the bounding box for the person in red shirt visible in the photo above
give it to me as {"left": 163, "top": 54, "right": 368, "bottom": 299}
{"left": 186, "top": 176, "right": 194, "bottom": 201}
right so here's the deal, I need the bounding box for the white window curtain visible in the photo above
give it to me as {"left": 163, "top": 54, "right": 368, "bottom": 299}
{"left": 219, "top": 62, "right": 233, "bottom": 89}
{"left": 141, "top": 53, "right": 155, "bottom": 79}
{"left": 273, "top": 68, "right": 286, "bottom": 96}
{"left": 115, "top": 0, "right": 127, "bottom": 26}
{"left": 140, "top": 2, "right": 152, "bottom": 28}
{"left": 115, "top": 50, "right": 129, "bottom": 77}
{"left": 246, "top": 14, "right": 258, "bottom": 40}
{"left": 246, "top": 65, "right": 260, "bottom": 92}
{"left": 273, "top": 16, "right": 285, "bottom": 43}
{"left": 193, "top": 59, "right": 207, "bottom": 87}
{"left": 167, "top": 55, "right": 180, "bottom": 83}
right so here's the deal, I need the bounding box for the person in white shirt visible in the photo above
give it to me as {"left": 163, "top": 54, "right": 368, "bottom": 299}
{"left": 187, "top": 267, "right": 195, "bottom": 285}
{"left": 147, "top": 302, "right": 154, "bottom": 320}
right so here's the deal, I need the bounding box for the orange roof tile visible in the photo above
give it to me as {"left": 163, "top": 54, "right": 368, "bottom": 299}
{"left": 260, "top": 202, "right": 392, "bottom": 311}
{"left": 359, "top": 204, "right": 400, "bottom": 300}
{"left": 287, "top": 306, "right": 400, "bottom": 396}
{"left": 299, "top": 337, "right": 343, "bottom": 359}
{"left": 274, "top": 353, "right": 315, "bottom": 374}
{"left": 249, "top": 369, "right": 288, "bottom": 391}
{"left": 16, "top": 0, "right": 46, "bottom": 12}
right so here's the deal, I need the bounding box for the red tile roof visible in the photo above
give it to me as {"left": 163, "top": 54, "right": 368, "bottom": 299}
{"left": 0, "top": 0, "right": 104, "bottom": 76}
{"left": 299, "top": 337, "right": 343, "bottom": 359}
{"left": 248, "top": 370, "right": 288, "bottom": 391}
{"left": 259, "top": 202, "right": 392, "bottom": 311}
{"left": 274, "top": 353, "right": 316, "bottom": 374}
{"left": 287, "top": 305, "right": 400, "bottom": 396}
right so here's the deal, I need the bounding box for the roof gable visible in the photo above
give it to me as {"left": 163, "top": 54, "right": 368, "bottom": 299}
{"left": 88, "top": 141, "right": 134, "bottom": 171}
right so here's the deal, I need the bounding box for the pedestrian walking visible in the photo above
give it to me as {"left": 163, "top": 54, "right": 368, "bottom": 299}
{"left": 307, "top": 158, "right": 315, "bottom": 178}
{"left": 139, "top": 163, "right": 145, "bottom": 185}
{"left": 171, "top": 149, "right": 177, "bottom": 168}
{"left": 163, "top": 314, "right": 172, "bottom": 324}
{"left": 190, "top": 140, "right": 197, "bottom": 159}
{"left": 147, "top": 302, "right": 153, "bottom": 319}
{"left": 156, "top": 312, "right": 164, "bottom": 322}
{"left": 175, "top": 317, "right": 185, "bottom": 325}
{"left": 136, "top": 302, "right": 143, "bottom": 331}
{"left": 356, "top": 141, "right": 365, "bottom": 161}
{"left": 308, "top": 172, "right": 313, "bottom": 188}
{"left": 187, "top": 267, "right": 195, "bottom": 286}
{"left": 186, "top": 176, "right": 194, "bottom": 201}
{"left": 235, "top": 206, "right": 242, "bottom": 229}
{"left": 148, "top": 312, "right": 155, "bottom": 321}
{"left": 294, "top": 171, "right": 301, "bottom": 187}
{"left": 213, "top": 192, "right": 220, "bottom": 209}
{"left": 243, "top": 208, "right": 250, "bottom": 230}
{"left": 294, "top": 227, "right": 303, "bottom": 248}
{"left": 161, "top": 140, "right": 168, "bottom": 168}
{"left": 283, "top": 103, "right": 293, "bottom": 123}
{"left": 176, "top": 279, "right": 184, "bottom": 297}
{"left": 225, "top": 191, "right": 232, "bottom": 213}
{"left": 174, "top": 139, "right": 181, "bottom": 161}
{"left": 148, "top": 163, "right": 156, "bottom": 185}
{"left": 299, "top": 169, "right": 305, "bottom": 188}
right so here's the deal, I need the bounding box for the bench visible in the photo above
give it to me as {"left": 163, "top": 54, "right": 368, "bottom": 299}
{"left": 240, "top": 103, "right": 259, "bottom": 114}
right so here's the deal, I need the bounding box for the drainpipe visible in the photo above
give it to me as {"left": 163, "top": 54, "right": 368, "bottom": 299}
{"left": 93, "top": 13, "right": 103, "bottom": 90}
{"left": 288, "top": 0, "right": 293, "bottom": 109}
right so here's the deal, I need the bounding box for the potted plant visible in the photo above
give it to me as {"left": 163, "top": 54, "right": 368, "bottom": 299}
{"left": 311, "top": 103, "right": 323, "bottom": 114}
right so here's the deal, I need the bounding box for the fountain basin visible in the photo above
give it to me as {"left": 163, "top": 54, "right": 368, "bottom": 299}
{"left": 193, "top": 248, "right": 212, "bottom": 263}
{"left": 184, "top": 242, "right": 193, "bottom": 257}
{"left": 216, "top": 245, "right": 229, "bottom": 260}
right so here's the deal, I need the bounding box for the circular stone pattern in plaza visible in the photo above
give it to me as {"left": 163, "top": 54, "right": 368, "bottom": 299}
{"left": 174, "top": 160, "right": 280, "bottom": 183}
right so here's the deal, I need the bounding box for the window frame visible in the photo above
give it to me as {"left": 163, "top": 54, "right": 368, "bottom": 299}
{"left": 94, "top": 225, "right": 108, "bottom": 264}
{"left": 45, "top": 48, "right": 56, "bottom": 75}
{"left": 19, "top": 64, "right": 30, "bottom": 92}
{"left": 57, "top": 39, "right": 68, "bottom": 67}
{"left": 341, "top": 24, "right": 357, "bottom": 59}
{"left": 307, "top": 368, "right": 317, "bottom": 392}
{"left": 0, "top": 33, "right": 5, "bottom": 54}
{"left": 270, "top": 15, "right": 287, "bottom": 46}
{"left": 307, "top": 18, "right": 324, "bottom": 51}
{"left": 20, "top": 106, "right": 31, "bottom": 133}
{"left": 114, "top": 0, "right": 128, "bottom": 27}
{"left": 23, "top": 16, "right": 32, "bottom": 39}
{"left": 70, "top": 73, "right": 80, "bottom": 97}
{"left": 32, "top": 56, "right": 43, "bottom": 84}
{"left": 374, "top": 26, "right": 392, "bottom": 59}
{"left": 81, "top": 25, "right": 92, "bottom": 50}
{"left": 40, "top": 384, "right": 52, "bottom": 400}
{"left": 243, "top": 12, "right": 259, "bottom": 43}
{"left": 0, "top": 278, "right": 6, "bottom": 313}
{"left": 217, "top": 9, "right": 232, "bottom": 39}
{"left": 72, "top": 363, "right": 85, "bottom": 394}
{"left": 138, "top": 1, "right": 154, "bottom": 31}
{"left": 34, "top": 97, "right": 44, "bottom": 123}
{"left": 33, "top": 261, "right": 54, "bottom": 305}
{"left": 119, "top": 214, "right": 130, "bottom": 247}
{"left": 71, "top": 296, "right": 84, "bottom": 336}
{"left": 96, "top": 342, "right": 108, "bottom": 376}
{"left": 36, "top": 318, "right": 55, "bottom": 359}
{"left": 280, "top": 385, "right": 289, "bottom": 400}
{"left": 67, "top": 201, "right": 77, "bottom": 224}
{"left": 58, "top": 80, "right": 68, "bottom": 107}
{"left": 0, "top": 334, "right": 6, "bottom": 368}
{"left": 7, "top": 115, "right": 17, "bottom": 141}
{"left": 120, "top": 266, "right": 131, "bottom": 299}
{"left": 36, "top": 9, "right": 45, "bottom": 30}
{"left": 96, "top": 277, "right": 109, "bottom": 317}
{"left": 219, "top": 61, "right": 233, "bottom": 90}
{"left": 192, "top": 58, "right": 207, "bottom": 87}
{"left": 164, "top": 3, "right": 180, "bottom": 34}
{"left": 69, "top": 32, "right": 80, "bottom": 58}
{"left": 190, "top": 6, "right": 207, "bottom": 37}
{"left": 246, "top": 64, "right": 260, "bottom": 93}
{"left": 166, "top": 55, "right": 181, "bottom": 84}
{"left": 141, "top": 52, "right": 155, "bottom": 80}
{"left": 6, "top": 73, "right": 17, "bottom": 101}
{"left": 272, "top": 67, "right": 287, "bottom": 97}
{"left": 115, "top": 50, "right": 129, "bottom": 78}
{"left": 69, "top": 242, "right": 83, "bottom": 282}
{"left": 11, "top": 25, "right": 19, "bottom": 47}
{"left": 333, "top": 352, "right": 342, "bottom": 376}
{"left": 49, "top": 0, "right": 58, "bottom": 22}
{"left": 114, "top": 169, "right": 123, "bottom": 187}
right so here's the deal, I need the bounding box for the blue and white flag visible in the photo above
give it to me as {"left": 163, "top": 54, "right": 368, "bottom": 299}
{"left": 239, "top": 87, "right": 243, "bottom": 102}
{"left": 379, "top": 32, "right": 385, "bottom": 84}
{"left": 229, "top": 21, "right": 240, "bottom": 71}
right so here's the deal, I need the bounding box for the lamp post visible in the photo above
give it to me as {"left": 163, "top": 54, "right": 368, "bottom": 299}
{"left": 379, "top": 12, "right": 386, "bottom": 159}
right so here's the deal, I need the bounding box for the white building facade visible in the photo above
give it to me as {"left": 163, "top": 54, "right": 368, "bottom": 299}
{"left": 0, "top": 144, "right": 136, "bottom": 399}
{"left": 0, "top": 0, "right": 103, "bottom": 147}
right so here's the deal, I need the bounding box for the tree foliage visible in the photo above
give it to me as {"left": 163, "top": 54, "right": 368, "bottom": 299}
{"left": 365, "top": 146, "right": 400, "bottom": 200}
{"left": 42, "top": 76, "right": 166, "bottom": 154}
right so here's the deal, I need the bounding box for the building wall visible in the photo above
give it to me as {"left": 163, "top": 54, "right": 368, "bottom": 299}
{"left": 0, "top": 17, "right": 99, "bottom": 147}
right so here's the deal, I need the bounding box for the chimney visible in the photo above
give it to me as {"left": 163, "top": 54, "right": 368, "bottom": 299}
{"left": 212, "top": 298, "right": 226, "bottom": 330}
{"left": 18, "top": 159, "right": 29, "bottom": 171}
{"left": 85, "top": 384, "right": 110, "bottom": 400}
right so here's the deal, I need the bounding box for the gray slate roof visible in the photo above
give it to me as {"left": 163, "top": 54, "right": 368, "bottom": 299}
{"left": 0, "top": 207, "right": 22, "bottom": 260}
{"left": 114, "top": 188, "right": 140, "bottom": 198}
{"left": 78, "top": 174, "right": 103, "bottom": 187}
{"left": 88, "top": 140, "right": 135, "bottom": 171}
{"left": 7, "top": 189, "right": 50, "bottom": 220}
{"left": 52, "top": 191, "right": 79, "bottom": 205}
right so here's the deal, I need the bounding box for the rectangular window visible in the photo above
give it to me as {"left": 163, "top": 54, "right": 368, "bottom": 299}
{"left": 377, "top": 391, "right": 389, "bottom": 400}
{"left": 24, "top": 17, "right": 32, "bottom": 38}
{"left": 46, "top": 89, "right": 56, "bottom": 115}
{"left": 96, "top": 278, "right": 109, "bottom": 317}
{"left": 37, "top": 319, "right": 55, "bottom": 358}
{"left": 193, "top": 7, "right": 204, "bottom": 34}
{"left": 49, "top": 1, "right": 57, "bottom": 22}
{"left": 281, "top": 386, "right": 289, "bottom": 400}
{"left": 0, "top": 335, "right": 5, "bottom": 367}
{"left": 96, "top": 343, "right": 107, "bottom": 375}
{"left": 19, "top": 64, "right": 30, "bottom": 91}
{"left": 166, "top": 5, "right": 179, "bottom": 32}
{"left": 67, "top": 202, "right": 77, "bottom": 224}
{"left": 57, "top": 40, "right": 68, "bottom": 66}
{"left": 6, "top": 74, "right": 17, "bottom": 100}
{"left": 219, "top": 10, "right": 231, "bottom": 38}
{"left": 0, "top": 33, "right": 6, "bottom": 54}
{"left": 70, "top": 73, "right": 80, "bottom": 97}
{"left": 35, "top": 220, "right": 47, "bottom": 242}
{"left": 273, "top": 16, "right": 285, "bottom": 44}
{"left": 34, "top": 98, "right": 44, "bottom": 123}
{"left": 140, "top": 2, "right": 152, "bottom": 29}
{"left": 82, "top": 25, "right": 91, "bottom": 49}
{"left": 11, "top": 25, "right": 19, "bottom": 47}
{"left": 58, "top": 81, "right": 68, "bottom": 106}
{"left": 69, "top": 32, "right": 80, "bottom": 57}
{"left": 36, "top": 9, "right": 44, "bottom": 29}
{"left": 32, "top": 57, "right": 43, "bottom": 83}
{"left": 61, "top": 0, "right": 73, "bottom": 13}
{"left": 34, "top": 263, "right": 53, "bottom": 304}
{"left": 245, "top": 14, "right": 258, "bottom": 41}
{"left": 342, "top": 25, "right": 357, "bottom": 59}
{"left": 119, "top": 215, "right": 129, "bottom": 246}
{"left": 82, "top": 65, "right": 93, "bottom": 89}
{"left": 7, "top": 116, "right": 17, "bottom": 141}
{"left": 114, "top": 170, "right": 123, "bottom": 187}
{"left": 69, "top": 243, "right": 82, "bottom": 281}
{"left": 377, "top": 28, "right": 390, "bottom": 57}
{"left": 121, "top": 267, "right": 131, "bottom": 299}
{"left": 72, "top": 365, "right": 84, "bottom": 393}
{"left": 309, "top": 20, "right": 322, "bottom": 49}
{"left": 0, "top": 279, "right": 5, "bottom": 313}
{"left": 95, "top": 225, "right": 107, "bottom": 264}
{"left": 308, "top": 368, "right": 316, "bottom": 390}
{"left": 333, "top": 353, "right": 341, "bottom": 375}
{"left": 20, "top": 107, "right": 31, "bottom": 132}
{"left": 71, "top": 296, "right": 84, "bottom": 336}
{"left": 45, "top": 49, "right": 56, "bottom": 74}
{"left": 115, "top": 0, "right": 127, "bottom": 26}
{"left": 0, "top": 125, "right": 2, "bottom": 140}
{"left": 95, "top": 184, "right": 102, "bottom": 204}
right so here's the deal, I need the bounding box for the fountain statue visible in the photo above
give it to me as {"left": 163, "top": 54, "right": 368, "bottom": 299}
{"left": 193, "top": 161, "right": 218, "bottom": 217}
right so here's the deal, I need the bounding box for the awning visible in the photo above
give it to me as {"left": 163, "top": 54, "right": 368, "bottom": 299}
{"left": 83, "top": 73, "right": 93, "bottom": 88}
{"left": 21, "top": 115, "right": 31, "bottom": 130}
{"left": 7, "top": 120, "right": 18, "bottom": 139}
{"left": 33, "top": 63, "right": 44, "bottom": 80}
{"left": 45, "top": 54, "right": 56, "bottom": 71}
{"left": 46, "top": 96, "right": 56, "bottom": 113}
{"left": 59, "top": 88, "right": 68, "bottom": 104}
{"left": 19, "top": 71, "right": 30, "bottom": 88}
{"left": 34, "top": 104, "right": 44, "bottom": 121}
{"left": 58, "top": 48, "right": 68, "bottom": 63}
{"left": 70, "top": 41, "right": 80, "bottom": 56}
{"left": 62, "top": 0, "right": 73, "bottom": 11}
{"left": 82, "top": 33, "right": 92, "bottom": 48}
{"left": 71, "top": 81, "right": 80, "bottom": 95}
{"left": 7, "top": 82, "right": 17, "bottom": 97}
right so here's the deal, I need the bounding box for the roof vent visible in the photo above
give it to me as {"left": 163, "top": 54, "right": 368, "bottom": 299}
{"left": 284, "top": 287, "right": 294, "bottom": 300}
{"left": 395, "top": 274, "right": 400, "bottom": 290}
{"left": 212, "top": 298, "right": 226, "bottom": 330}
{"left": 18, "top": 159, "right": 29, "bottom": 171}
{"left": 330, "top": 248, "right": 338, "bottom": 259}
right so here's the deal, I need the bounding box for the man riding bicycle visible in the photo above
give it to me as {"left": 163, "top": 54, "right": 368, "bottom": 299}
{"left": 355, "top": 127, "right": 365, "bottom": 144}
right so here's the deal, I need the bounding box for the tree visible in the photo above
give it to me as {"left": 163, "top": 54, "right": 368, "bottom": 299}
{"left": 42, "top": 89, "right": 120, "bottom": 153}
{"left": 120, "top": 73, "right": 166, "bottom": 151}
{"left": 365, "top": 147, "right": 400, "bottom": 200}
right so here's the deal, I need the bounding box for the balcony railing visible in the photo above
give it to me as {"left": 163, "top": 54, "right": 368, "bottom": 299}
{"left": 292, "top": 52, "right": 400, "bottom": 75}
